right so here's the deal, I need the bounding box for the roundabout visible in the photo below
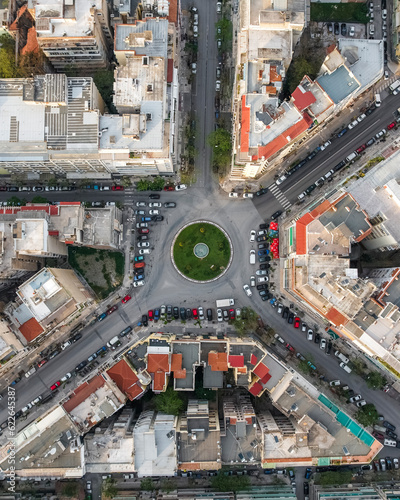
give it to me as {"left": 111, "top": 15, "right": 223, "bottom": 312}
{"left": 172, "top": 221, "right": 233, "bottom": 282}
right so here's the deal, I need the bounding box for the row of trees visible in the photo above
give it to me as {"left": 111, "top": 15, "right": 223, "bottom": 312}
{"left": 0, "top": 34, "right": 46, "bottom": 79}
{"left": 136, "top": 177, "right": 165, "bottom": 191}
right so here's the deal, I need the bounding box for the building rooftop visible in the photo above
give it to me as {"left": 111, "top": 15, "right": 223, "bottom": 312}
{"left": 317, "top": 65, "right": 360, "bottom": 104}
{"left": 107, "top": 359, "right": 144, "bottom": 401}
{"left": 82, "top": 206, "right": 122, "bottom": 248}
{"left": 340, "top": 39, "right": 384, "bottom": 90}
{"left": 115, "top": 19, "right": 169, "bottom": 59}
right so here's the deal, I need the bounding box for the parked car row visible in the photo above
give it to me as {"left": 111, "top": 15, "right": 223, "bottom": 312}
{"left": 145, "top": 305, "right": 215, "bottom": 323}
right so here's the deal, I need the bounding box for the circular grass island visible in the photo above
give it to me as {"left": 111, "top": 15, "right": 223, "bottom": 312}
{"left": 172, "top": 221, "right": 232, "bottom": 282}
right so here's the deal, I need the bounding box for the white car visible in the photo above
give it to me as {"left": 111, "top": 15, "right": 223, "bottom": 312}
{"left": 276, "top": 175, "right": 287, "bottom": 186}
{"left": 216, "top": 1, "right": 222, "bottom": 13}
{"left": 250, "top": 230, "right": 256, "bottom": 242}
{"left": 349, "top": 394, "right": 362, "bottom": 403}
{"left": 356, "top": 400, "right": 367, "bottom": 407}
{"left": 217, "top": 308, "right": 223, "bottom": 322}
{"left": 215, "top": 80, "right": 221, "bottom": 92}
{"left": 257, "top": 276, "right": 268, "bottom": 283}
{"left": 60, "top": 372, "right": 72, "bottom": 382}
{"left": 382, "top": 8, "right": 387, "bottom": 19}
{"left": 357, "top": 113, "right": 366, "bottom": 123}
{"left": 320, "top": 141, "right": 331, "bottom": 151}
{"left": 307, "top": 329, "right": 313, "bottom": 341}
{"left": 229, "top": 192, "right": 239, "bottom": 198}
{"left": 149, "top": 202, "right": 161, "bottom": 208}
{"left": 139, "top": 249, "right": 151, "bottom": 255}
{"left": 194, "top": 13, "right": 199, "bottom": 25}
{"left": 301, "top": 323, "right": 307, "bottom": 332}
{"left": 193, "top": 25, "right": 198, "bottom": 37}
{"left": 136, "top": 201, "right": 147, "bottom": 207}
{"left": 250, "top": 275, "right": 256, "bottom": 287}
{"left": 236, "top": 308, "right": 241, "bottom": 318}
{"left": 277, "top": 303, "right": 283, "bottom": 314}
{"left": 320, "top": 338, "right": 327, "bottom": 350}
{"left": 149, "top": 209, "right": 159, "bottom": 215}
{"left": 349, "top": 25, "right": 355, "bottom": 37}
{"left": 298, "top": 191, "right": 306, "bottom": 201}
{"left": 133, "top": 280, "right": 145, "bottom": 287}
{"left": 329, "top": 380, "right": 341, "bottom": 386}
{"left": 243, "top": 193, "right": 254, "bottom": 198}
{"left": 61, "top": 340, "right": 72, "bottom": 350}
{"left": 198, "top": 307, "right": 205, "bottom": 320}
{"left": 175, "top": 184, "right": 187, "bottom": 191}
{"left": 243, "top": 284, "right": 252, "bottom": 297}
{"left": 348, "top": 120, "right": 358, "bottom": 130}
{"left": 138, "top": 241, "right": 150, "bottom": 248}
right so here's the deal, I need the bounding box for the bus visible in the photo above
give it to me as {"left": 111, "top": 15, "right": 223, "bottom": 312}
{"left": 389, "top": 80, "right": 400, "bottom": 93}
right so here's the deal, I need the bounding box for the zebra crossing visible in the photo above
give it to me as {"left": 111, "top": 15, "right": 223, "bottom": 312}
{"left": 268, "top": 183, "right": 292, "bottom": 210}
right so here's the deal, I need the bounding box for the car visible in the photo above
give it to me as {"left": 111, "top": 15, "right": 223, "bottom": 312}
{"left": 394, "top": 457, "right": 399, "bottom": 469}
{"left": 149, "top": 209, "right": 159, "bottom": 215}
{"left": 305, "top": 184, "right": 316, "bottom": 195}
{"left": 314, "top": 332, "right": 321, "bottom": 344}
{"left": 152, "top": 215, "right": 164, "bottom": 221}
{"left": 185, "top": 308, "right": 192, "bottom": 320}
{"left": 148, "top": 310, "right": 154, "bottom": 321}
{"left": 136, "top": 222, "right": 148, "bottom": 228}
{"left": 382, "top": 8, "right": 387, "bottom": 19}
{"left": 134, "top": 274, "right": 144, "bottom": 281}
{"left": 49, "top": 349, "right": 60, "bottom": 360}
{"left": 50, "top": 381, "right": 61, "bottom": 391}
{"left": 301, "top": 322, "right": 307, "bottom": 332}
{"left": 243, "top": 284, "right": 252, "bottom": 297}
{"left": 178, "top": 307, "right": 186, "bottom": 320}
{"left": 136, "top": 201, "right": 147, "bottom": 207}
{"left": 388, "top": 121, "right": 396, "bottom": 130}
{"left": 139, "top": 249, "right": 151, "bottom": 255}
{"left": 356, "top": 144, "right": 366, "bottom": 154}
{"left": 271, "top": 210, "right": 282, "bottom": 220}
{"left": 257, "top": 284, "right": 268, "bottom": 290}
{"left": 138, "top": 241, "right": 150, "bottom": 248}
{"left": 142, "top": 314, "right": 148, "bottom": 326}
{"left": 341, "top": 23, "right": 346, "bottom": 35}
{"left": 191, "top": 62, "right": 197, "bottom": 74}
{"left": 173, "top": 306, "right": 179, "bottom": 320}
{"left": 98, "top": 312, "right": 107, "bottom": 322}
{"left": 215, "top": 80, "right": 221, "bottom": 92}
{"left": 349, "top": 25, "right": 355, "bottom": 36}
{"left": 294, "top": 317, "right": 300, "bottom": 328}
{"left": 175, "top": 184, "right": 187, "bottom": 191}
{"left": 37, "top": 359, "right": 48, "bottom": 368}
{"left": 258, "top": 243, "right": 268, "bottom": 250}
{"left": 305, "top": 468, "right": 312, "bottom": 479}
{"left": 217, "top": 39, "right": 222, "bottom": 49}
{"left": 164, "top": 202, "right": 176, "bottom": 208}
{"left": 384, "top": 70, "right": 389, "bottom": 80}
{"left": 216, "top": 1, "right": 222, "bottom": 13}
{"left": 320, "top": 338, "right": 327, "bottom": 350}
{"left": 304, "top": 482, "right": 309, "bottom": 495}
{"left": 372, "top": 431, "right": 385, "bottom": 440}
{"left": 256, "top": 188, "right": 268, "bottom": 196}
{"left": 149, "top": 202, "right": 161, "bottom": 208}
{"left": 383, "top": 420, "right": 396, "bottom": 431}
{"left": 330, "top": 380, "right": 341, "bottom": 386}
{"left": 375, "top": 129, "right": 386, "bottom": 139}
{"left": 307, "top": 329, "right": 313, "bottom": 341}
{"left": 111, "top": 185, "right": 123, "bottom": 191}
{"left": 163, "top": 185, "right": 175, "bottom": 191}
{"left": 228, "top": 308, "right": 235, "bottom": 320}
{"left": 71, "top": 333, "right": 82, "bottom": 342}
{"left": 256, "top": 269, "right": 267, "bottom": 276}
{"left": 134, "top": 255, "right": 145, "bottom": 262}
{"left": 386, "top": 429, "right": 397, "bottom": 439}
{"left": 349, "top": 394, "right": 362, "bottom": 403}
{"left": 282, "top": 307, "right": 289, "bottom": 319}
{"left": 207, "top": 308, "right": 213, "bottom": 321}
{"left": 285, "top": 342, "right": 295, "bottom": 352}
{"left": 250, "top": 230, "right": 256, "bottom": 242}
{"left": 380, "top": 458, "right": 387, "bottom": 471}
{"left": 258, "top": 249, "right": 268, "bottom": 256}
{"left": 257, "top": 276, "right": 268, "bottom": 283}
{"left": 386, "top": 457, "right": 393, "bottom": 470}
{"left": 61, "top": 340, "right": 72, "bottom": 350}
{"left": 134, "top": 262, "right": 145, "bottom": 269}
{"left": 138, "top": 228, "right": 149, "bottom": 234}
{"left": 217, "top": 308, "right": 223, "bottom": 322}
{"left": 192, "top": 308, "right": 199, "bottom": 320}
{"left": 257, "top": 235, "right": 267, "bottom": 242}
{"left": 133, "top": 280, "right": 145, "bottom": 286}
{"left": 276, "top": 174, "right": 287, "bottom": 186}
{"left": 223, "top": 309, "right": 229, "bottom": 321}
{"left": 149, "top": 194, "right": 160, "bottom": 199}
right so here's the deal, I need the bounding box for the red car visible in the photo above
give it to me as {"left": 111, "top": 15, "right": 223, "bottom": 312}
{"left": 192, "top": 308, "right": 199, "bottom": 319}
{"left": 50, "top": 381, "right": 61, "bottom": 391}
{"left": 372, "top": 431, "right": 384, "bottom": 440}
{"left": 388, "top": 121, "right": 396, "bottom": 130}
{"left": 163, "top": 185, "right": 175, "bottom": 191}
{"left": 134, "top": 262, "right": 145, "bottom": 269}
{"left": 285, "top": 343, "right": 295, "bottom": 352}
{"left": 356, "top": 144, "right": 366, "bottom": 154}
{"left": 122, "top": 295, "right": 131, "bottom": 304}
{"left": 138, "top": 228, "right": 149, "bottom": 234}
{"left": 229, "top": 308, "right": 235, "bottom": 320}
{"left": 107, "top": 305, "right": 118, "bottom": 315}
{"left": 37, "top": 359, "right": 47, "bottom": 368}
{"left": 111, "top": 185, "right": 124, "bottom": 191}
{"left": 148, "top": 310, "right": 154, "bottom": 321}
{"left": 294, "top": 317, "right": 301, "bottom": 328}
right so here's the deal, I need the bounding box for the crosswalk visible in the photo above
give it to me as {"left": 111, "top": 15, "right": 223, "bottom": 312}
{"left": 268, "top": 183, "right": 292, "bottom": 210}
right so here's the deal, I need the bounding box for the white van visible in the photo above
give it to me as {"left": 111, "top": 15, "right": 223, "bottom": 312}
{"left": 375, "top": 93, "right": 381, "bottom": 107}
{"left": 107, "top": 335, "right": 121, "bottom": 349}
{"left": 384, "top": 438, "right": 396, "bottom": 447}
{"left": 250, "top": 250, "right": 256, "bottom": 265}
{"left": 335, "top": 351, "right": 349, "bottom": 364}
{"left": 345, "top": 152, "right": 357, "bottom": 163}
{"left": 25, "top": 367, "right": 36, "bottom": 378}
{"left": 340, "top": 362, "right": 352, "bottom": 373}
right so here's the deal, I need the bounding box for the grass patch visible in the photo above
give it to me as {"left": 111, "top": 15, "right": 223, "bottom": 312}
{"left": 173, "top": 223, "right": 230, "bottom": 281}
{"left": 68, "top": 246, "right": 124, "bottom": 299}
{"left": 311, "top": 3, "right": 369, "bottom": 23}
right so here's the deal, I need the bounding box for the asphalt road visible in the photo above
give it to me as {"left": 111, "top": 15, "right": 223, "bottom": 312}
{"left": 253, "top": 90, "right": 400, "bottom": 220}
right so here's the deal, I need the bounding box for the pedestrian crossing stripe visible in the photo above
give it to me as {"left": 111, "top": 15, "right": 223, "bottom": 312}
{"left": 268, "top": 183, "right": 292, "bottom": 209}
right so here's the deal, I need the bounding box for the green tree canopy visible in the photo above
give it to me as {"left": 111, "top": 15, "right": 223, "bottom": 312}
{"left": 230, "top": 307, "right": 259, "bottom": 336}
{"left": 31, "top": 196, "right": 48, "bottom": 203}
{"left": 93, "top": 70, "right": 117, "bottom": 113}
{"left": 102, "top": 477, "right": 118, "bottom": 499}
{"left": 155, "top": 387, "right": 184, "bottom": 416}
{"left": 140, "top": 478, "right": 155, "bottom": 491}
{"left": 216, "top": 18, "right": 233, "bottom": 41}
{"left": 211, "top": 472, "right": 250, "bottom": 493}
{"left": 315, "top": 470, "right": 352, "bottom": 486}
{"left": 366, "top": 371, "right": 386, "bottom": 390}
{"left": 207, "top": 128, "right": 232, "bottom": 176}
{"left": 355, "top": 403, "right": 378, "bottom": 427}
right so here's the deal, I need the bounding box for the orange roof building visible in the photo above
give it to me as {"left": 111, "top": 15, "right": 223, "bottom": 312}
{"left": 208, "top": 352, "right": 228, "bottom": 371}
{"left": 147, "top": 353, "right": 170, "bottom": 392}
{"left": 107, "top": 359, "right": 144, "bottom": 401}
{"left": 18, "top": 317, "right": 44, "bottom": 343}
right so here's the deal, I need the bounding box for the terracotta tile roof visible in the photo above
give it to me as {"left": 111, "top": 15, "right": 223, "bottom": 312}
{"left": 261, "top": 373, "right": 272, "bottom": 384}
{"left": 208, "top": 351, "right": 228, "bottom": 371}
{"left": 256, "top": 134, "right": 287, "bottom": 162}
{"left": 230, "top": 417, "right": 237, "bottom": 425}
{"left": 240, "top": 95, "right": 250, "bottom": 153}
{"left": 310, "top": 199, "right": 332, "bottom": 218}
{"left": 325, "top": 307, "right": 348, "bottom": 327}
{"left": 250, "top": 354, "right": 258, "bottom": 365}
{"left": 21, "top": 27, "right": 39, "bottom": 55}
{"left": 147, "top": 353, "right": 170, "bottom": 374}
{"left": 107, "top": 359, "right": 143, "bottom": 401}
{"left": 179, "top": 462, "right": 201, "bottom": 470}
{"left": 229, "top": 355, "right": 244, "bottom": 367}
{"left": 253, "top": 362, "right": 269, "bottom": 380}
{"left": 296, "top": 213, "right": 313, "bottom": 255}
{"left": 154, "top": 370, "right": 166, "bottom": 391}
{"left": 249, "top": 381, "right": 263, "bottom": 396}
{"left": 265, "top": 86, "right": 277, "bottom": 95}
{"left": 171, "top": 353, "right": 186, "bottom": 379}
{"left": 292, "top": 86, "right": 316, "bottom": 112}
{"left": 19, "top": 317, "right": 44, "bottom": 342}
{"left": 270, "top": 66, "right": 282, "bottom": 82}
{"left": 237, "top": 367, "right": 247, "bottom": 374}
{"left": 167, "top": 59, "right": 174, "bottom": 83}
{"left": 245, "top": 417, "right": 253, "bottom": 425}
{"left": 63, "top": 375, "right": 105, "bottom": 413}
{"left": 168, "top": 0, "right": 178, "bottom": 25}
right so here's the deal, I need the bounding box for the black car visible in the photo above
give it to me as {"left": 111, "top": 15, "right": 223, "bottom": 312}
{"left": 307, "top": 151, "right": 317, "bottom": 161}
{"left": 75, "top": 360, "right": 88, "bottom": 372}
{"left": 288, "top": 312, "right": 294, "bottom": 324}
{"left": 386, "top": 429, "right": 397, "bottom": 439}
{"left": 314, "top": 332, "right": 321, "bottom": 344}
{"left": 304, "top": 482, "right": 309, "bottom": 495}
{"left": 207, "top": 308, "right": 213, "bottom": 321}
{"left": 326, "top": 341, "right": 332, "bottom": 355}
{"left": 138, "top": 235, "right": 148, "bottom": 241}
{"left": 366, "top": 138, "right": 375, "bottom": 147}
{"left": 166, "top": 305, "right": 172, "bottom": 320}
{"left": 305, "top": 184, "right": 316, "bottom": 195}
{"left": 259, "top": 255, "right": 271, "bottom": 263}
{"left": 173, "top": 307, "right": 179, "bottom": 320}
{"left": 366, "top": 107, "right": 375, "bottom": 116}
{"left": 259, "top": 223, "right": 268, "bottom": 230}
{"left": 180, "top": 307, "right": 186, "bottom": 320}
{"left": 152, "top": 215, "right": 164, "bottom": 221}
{"left": 149, "top": 194, "right": 160, "bottom": 199}
{"left": 71, "top": 333, "right": 82, "bottom": 343}
{"left": 259, "top": 263, "right": 270, "bottom": 270}
{"left": 257, "top": 284, "right": 268, "bottom": 290}
{"left": 134, "top": 267, "right": 143, "bottom": 275}
{"left": 164, "top": 202, "right": 176, "bottom": 208}
{"left": 49, "top": 350, "right": 60, "bottom": 360}
{"left": 257, "top": 235, "right": 267, "bottom": 242}
{"left": 259, "top": 290, "right": 268, "bottom": 297}
{"left": 271, "top": 210, "right": 282, "bottom": 220}
{"left": 383, "top": 420, "right": 396, "bottom": 432}
{"left": 282, "top": 307, "right": 289, "bottom": 319}
{"left": 334, "top": 159, "right": 347, "bottom": 171}
{"left": 8, "top": 186, "right": 19, "bottom": 192}
{"left": 386, "top": 457, "right": 393, "bottom": 470}
{"left": 341, "top": 23, "right": 346, "bottom": 36}
{"left": 142, "top": 314, "right": 148, "bottom": 327}
{"left": 334, "top": 22, "right": 339, "bottom": 35}
{"left": 256, "top": 188, "right": 267, "bottom": 196}
{"left": 261, "top": 294, "right": 272, "bottom": 301}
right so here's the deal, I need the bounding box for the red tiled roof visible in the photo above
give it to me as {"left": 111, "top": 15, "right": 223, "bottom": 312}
{"left": 19, "top": 317, "right": 44, "bottom": 343}
{"left": 292, "top": 86, "right": 316, "bottom": 112}
{"left": 171, "top": 353, "right": 182, "bottom": 371}
{"left": 168, "top": 0, "right": 178, "bottom": 25}
{"left": 261, "top": 373, "right": 272, "bottom": 384}
{"left": 270, "top": 66, "right": 282, "bottom": 82}
{"left": 208, "top": 352, "right": 228, "bottom": 371}
{"left": 326, "top": 307, "right": 348, "bottom": 327}
{"left": 63, "top": 375, "right": 105, "bottom": 413}
{"left": 154, "top": 370, "right": 166, "bottom": 391}
{"left": 240, "top": 95, "right": 250, "bottom": 153}
{"left": 167, "top": 59, "right": 174, "bottom": 83}
{"left": 256, "top": 134, "right": 287, "bottom": 162}
{"left": 107, "top": 359, "right": 143, "bottom": 401}
{"left": 253, "top": 362, "right": 269, "bottom": 380}
{"left": 21, "top": 27, "right": 39, "bottom": 55}
{"left": 245, "top": 417, "right": 253, "bottom": 425}
{"left": 230, "top": 417, "right": 237, "bottom": 425}
{"left": 250, "top": 354, "right": 258, "bottom": 365}
{"left": 249, "top": 381, "right": 263, "bottom": 396}
{"left": 147, "top": 353, "right": 170, "bottom": 374}
{"left": 229, "top": 355, "right": 244, "bottom": 367}
{"left": 296, "top": 213, "right": 313, "bottom": 255}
